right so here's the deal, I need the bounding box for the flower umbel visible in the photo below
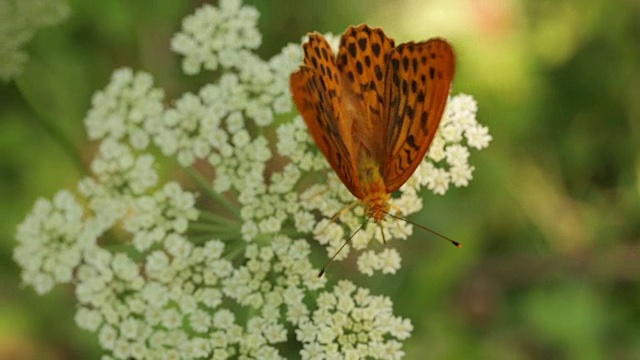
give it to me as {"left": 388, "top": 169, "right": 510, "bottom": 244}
{"left": 0, "top": 0, "right": 70, "bottom": 81}
{"left": 14, "top": 1, "right": 491, "bottom": 358}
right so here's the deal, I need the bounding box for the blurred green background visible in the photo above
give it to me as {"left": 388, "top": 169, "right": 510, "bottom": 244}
{"left": 1, "top": 0, "right": 639, "bottom": 359}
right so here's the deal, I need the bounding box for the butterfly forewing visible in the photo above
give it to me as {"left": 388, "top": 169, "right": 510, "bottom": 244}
{"left": 382, "top": 39, "right": 455, "bottom": 193}
{"left": 336, "top": 25, "right": 395, "bottom": 126}
{"left": 290, "top": 34, "right": 363, "bottom": 198}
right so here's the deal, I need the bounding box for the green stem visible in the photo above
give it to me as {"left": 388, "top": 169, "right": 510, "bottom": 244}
{"left": 185, "top": 167, "right": 241, "bottom": 218}
{"left": 189, "top": 233, "right": 238, "bottom": 243}
{"left": 15, "top": 77, "right": 87, "bottom": 174}
{"left": 223, "top": 242, "right": 246, "bottom": 260}
{"left": 190, "top": 222, "right": 240, "bottom": 233}
{"left": 198, "top": 210, "right": 241, "bottom": 225}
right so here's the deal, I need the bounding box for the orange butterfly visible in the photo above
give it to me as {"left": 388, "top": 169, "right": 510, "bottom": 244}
{"left": 290, "top": 25, "right": 457, "bottom": 268}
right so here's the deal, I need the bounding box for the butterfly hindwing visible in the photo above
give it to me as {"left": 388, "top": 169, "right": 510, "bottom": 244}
{"left": 290, "top": 34, "right": 363, "bottom": 198}
{"left": 382, "top": 39, "right": 455, "bottom": 193}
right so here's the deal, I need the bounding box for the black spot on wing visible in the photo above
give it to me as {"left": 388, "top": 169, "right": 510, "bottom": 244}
{"left": 348, "top": 43, "right": 357, "bottom": 57}
{"left": 406, "top": 134, "right": 419, "bottom": 150}
{"left": 347, "top": 71, "right": 355, "bottom": 83}
{"left": 358, "top": 37, "right": 367, "bottom": 51}
{"left": 391, "top": 58, "right": 400, "bottom": 72}
{"left": 339, "top": 53, "right": 347, "bottom": 65}
{"left": 420, "top": 111, "right": 429, "bottom": 133}
{"left": 406, "top": 105, "right": 414, "bottom": 119}
{"left": 375, "top": 65, "right": 383, "bottom": 81}
{"left": 372, "top": 42, "right": 381, "bottom": 57}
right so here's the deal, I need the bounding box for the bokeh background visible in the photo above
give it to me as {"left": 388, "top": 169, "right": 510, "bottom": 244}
{"left": 1, "top": 0, "right": 639, "bottom": 359}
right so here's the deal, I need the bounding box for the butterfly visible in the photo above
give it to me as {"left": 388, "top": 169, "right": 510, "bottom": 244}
{"left": 290, "top": 25, "right": 457, "bottom": 268}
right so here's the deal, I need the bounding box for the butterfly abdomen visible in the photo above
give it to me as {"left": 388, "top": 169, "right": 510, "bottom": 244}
{"left": 357, "top": 147, "right": 391, "bottom": 222}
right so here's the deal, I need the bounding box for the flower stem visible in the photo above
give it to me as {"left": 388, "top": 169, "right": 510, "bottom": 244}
{"left": 190, "top": 221, "right": 240, "bottom": 233}
{"left": 14, "top": 77, "right": 87, "bottom": 174}
{"left": 198, "top": 210, "right": 241, "bottom": 226}
{"left": 185, "top": 167, "right": 241, "bottom": 218}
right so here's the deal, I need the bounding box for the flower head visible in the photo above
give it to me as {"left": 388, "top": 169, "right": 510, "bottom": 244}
{"left": 14, "top": 1, "right": 491, "bottom": 358}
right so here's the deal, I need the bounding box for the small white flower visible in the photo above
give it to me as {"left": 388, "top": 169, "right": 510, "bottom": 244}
{"left": 112, "top": 253, "right": 139, "bottom": 282}
{"left": 225, "top": 111, "right": 244, "bottom": 133}
{"left": 294, "top": 211, "right": 315, "bottom": 233}
{"left": 425, "top": 167, "right": 451, "bottom": 195}
{"left": 378, "top": 248, "right": 401, "bottom": 274}
{"left": 449, "top": 93, "right": 478, "bottom": 122}
{"left": 426, "top": 137, "right": 446, "bottom": 162}
{"left": 120, "top": 317, "right": 140, "bottom": 339}
{"left": 445, "top": 144, "right": 470, "bottom": 167}
{"left": 440, "top": 122, "right": 463, "bottom": 142}
{"left": 99, "top": 325, "right": 118, "bottom": 350}
{"left": 161, "top": 308, "right": 182, "bottom": 329}
{"left": 241, "top": 221, "right": 259, "bottom": 241}
{"left": 450, "top": 163, "right": 475, "bottom": 187}
{"left": 466, "top": 124, "right": 493, "bottom": 149}
{"left": 189, "top": 309, "right": 212, "bottom": 333}
{"left": 75, "top": 307, "right": 103, "bottom": 332}
{"left": 141, "top": 282, "right": 170, "bottom": 308}
{"left": 313, "top": 220, "right": 344, "bottom": 246}
{"left": 213, "top": 309, "right": 236, "bottom": 329}
{"left": 182, "top": 337, "right": 211, "bottom": 358}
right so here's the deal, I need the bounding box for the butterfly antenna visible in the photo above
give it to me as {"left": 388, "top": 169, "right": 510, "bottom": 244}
{"left": 384, "top": 211, "right": 461, "bottom": 248}
{"left": 318, "top": 215, "right": 372, "bottom": 277}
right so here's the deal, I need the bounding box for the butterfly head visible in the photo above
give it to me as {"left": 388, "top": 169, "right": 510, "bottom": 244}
{"left": 361, "top": 188, "right": 391, "bottom": 223}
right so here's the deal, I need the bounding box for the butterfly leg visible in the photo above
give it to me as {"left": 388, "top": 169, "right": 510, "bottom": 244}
{"left": 378, "top": 222, "right": 387, "bottom": 244}
{"left": 316, "top": 200, "right": 360, "bottom": 234}
{"left": 389, "top": 203, "right": 404, "bottom": 218}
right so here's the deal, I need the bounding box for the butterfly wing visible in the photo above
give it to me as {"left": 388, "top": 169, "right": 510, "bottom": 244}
{"left": 290, "top": 34, "right": 363, "bottom": 199}
{"left": 336, "top": 25, "right": 395, "bottom": 126}
{"left": 382, "top": 39, "right": 455, "bottom": 193}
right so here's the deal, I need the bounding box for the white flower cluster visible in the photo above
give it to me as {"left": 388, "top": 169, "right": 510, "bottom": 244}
{"left": 14, "top": 0, "right": 492, "bottom": 358}
{"left": 74, "top": 239, "right": 235, "bottom": 359}
{"left": 85, "top": 69, "right": 164, "bottom": 150}
{"left": 15, "top": 190, "right": 88, "bottom": 294}
{"left": 0, "top": 0, "right": 70, "bottom": 81}
{"left": 171, "top": 0, "right": 262, "bottom": 75}
{"left": 297, "top": 280, "right": 412, "bottom": 360}
{"left": 415, "top": 94, "right": 492, "bottom": 195}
